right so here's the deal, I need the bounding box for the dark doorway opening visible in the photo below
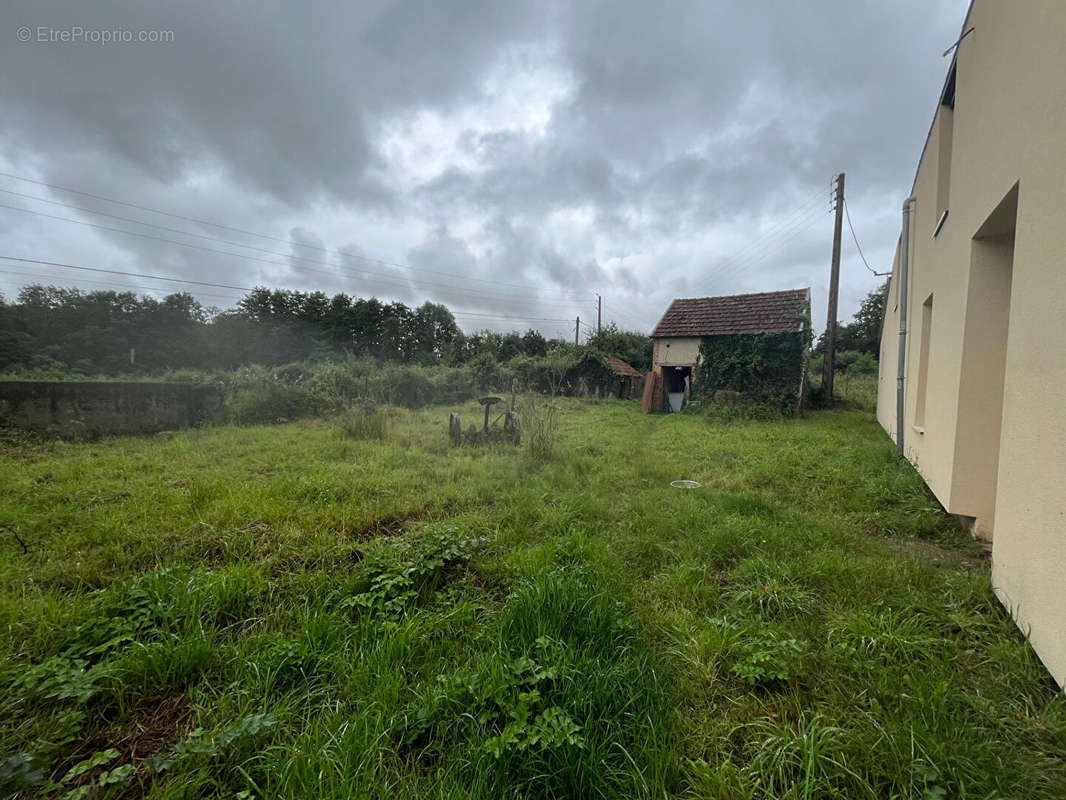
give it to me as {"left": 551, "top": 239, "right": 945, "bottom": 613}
{"left": 662, "top": 365, "right": 691, "bottom": 412}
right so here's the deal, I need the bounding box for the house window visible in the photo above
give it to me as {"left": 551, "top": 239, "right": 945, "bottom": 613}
{"left": 891, "top": 240, "right": 899, "bottom": 311}
{"left": 934, "top": 66, "right": 956, "bottom": 236}
{"left": 914, "top": 293, "right": 934, "bottom": 428}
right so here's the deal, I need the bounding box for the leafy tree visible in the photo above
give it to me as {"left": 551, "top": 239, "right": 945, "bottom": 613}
{"left": 542, "top": 345, "right": 579, "bottom": 396}
{"left": 520, "top": 329, "right": 548, "bottom": 358}
{"left": 815, "top": 281, "right": 888, "bottom": 358}
{"left": 497, "top": 332, "right": 524, "bottom": 362}
{"left": 583, "top": 323, "right": 652, "bottom": 372}
{"left": 407, "top": 302, "right": 461, "bottom": 363}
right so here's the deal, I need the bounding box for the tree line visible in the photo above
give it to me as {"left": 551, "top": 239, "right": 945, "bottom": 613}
{"left": 0, "top": 285, "right": 652, "bottom": 376}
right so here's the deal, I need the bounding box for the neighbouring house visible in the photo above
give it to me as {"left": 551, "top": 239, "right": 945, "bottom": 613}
{"left": 876, "top": 1, "right": 1066, "bottom": 686}
{"left": 603, "top": 356, "right": 643, "bottom": 399}
{"left": 648, "top": 288, "right": 810, "bottom": 413}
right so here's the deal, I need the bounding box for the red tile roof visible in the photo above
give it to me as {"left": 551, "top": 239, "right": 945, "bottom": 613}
{"left": 651, "top": 288, "right": 809, "bottom": 338}
{"left": 603, "top": 355, "right": 642, "bottom": 378}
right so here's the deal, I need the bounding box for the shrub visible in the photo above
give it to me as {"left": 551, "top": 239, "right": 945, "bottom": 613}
{"left": 564, "top": 350, "right": 617, "bottom": 397}
{"left": 305, "top": 357, "right": 376, "bottom": 406}
{"left": 429, "top": 364, "right": 477, "bottom": 405}
{"left": 224, "top": 365, "right": 326, "bottom": 424}
{"left": 378, "top": 365, "right": 435, "bottom": 408}
{"left": 852, "top": 352, "right": 878, "bottom": 374}
{"left": 507, "top": 354, "right": 541, "bottom": 392}
{"left": 470, "top": 352, "right": 509, "bottom": 394}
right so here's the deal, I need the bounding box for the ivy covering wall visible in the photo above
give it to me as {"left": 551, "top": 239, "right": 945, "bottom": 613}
{"left": 693, "top": 332, "right": 808, "bottom": 413}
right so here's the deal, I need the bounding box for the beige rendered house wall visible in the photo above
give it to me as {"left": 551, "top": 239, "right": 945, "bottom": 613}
{"left": 877, "top": 0, "right": 1066, "bottom": 686}
{"left": 652, "top": 337, "right": 701, "bottom": 368}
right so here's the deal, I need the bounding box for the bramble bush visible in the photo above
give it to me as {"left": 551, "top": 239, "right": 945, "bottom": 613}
{"left": 2, "top": 345, "right": 637, "bottom": 433}
{"left": 181, "top": 347, "right": 629, "bottom": 423}
{"left": 694, "top": 332, "right": 809, "bottom": 415}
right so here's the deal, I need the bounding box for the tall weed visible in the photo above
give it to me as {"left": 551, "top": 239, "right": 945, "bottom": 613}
{"left": 337, "top": 405, "right": 388, "bottom": 441}
{"left": 521, "top": 397, "right": 559, "bottom": 462}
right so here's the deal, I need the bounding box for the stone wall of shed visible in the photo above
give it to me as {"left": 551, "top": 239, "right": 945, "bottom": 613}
{"left": 652, "top": 337, "right": 701, "bottom": 368}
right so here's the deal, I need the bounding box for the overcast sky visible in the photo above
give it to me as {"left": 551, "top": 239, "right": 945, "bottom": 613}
{"left": 1, "top": 1, "right": 967, "bottom": 338}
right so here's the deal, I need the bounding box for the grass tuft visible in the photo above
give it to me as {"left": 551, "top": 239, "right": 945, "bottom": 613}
{"left": 520, "top": 396, "right": 559, "bottom": 462}
{"left": 336, "top": 405, "right": 389, "bottom": 441}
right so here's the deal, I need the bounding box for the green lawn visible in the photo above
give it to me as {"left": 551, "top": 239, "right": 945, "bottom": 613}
{"left": 1, "top": 400, "right": 1063, "bottom": 799}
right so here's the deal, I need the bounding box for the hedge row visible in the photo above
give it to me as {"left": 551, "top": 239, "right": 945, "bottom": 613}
{"left": 165, "top": 351, "right": 633, "bottom": 425}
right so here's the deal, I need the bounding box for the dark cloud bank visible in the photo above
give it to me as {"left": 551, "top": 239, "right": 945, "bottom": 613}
{"left": 1, "top": 0, "right": 966, "bottom": 333}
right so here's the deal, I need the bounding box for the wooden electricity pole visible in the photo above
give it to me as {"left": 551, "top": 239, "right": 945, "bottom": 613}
{"left": 822, "top": 172, "right": 845, "bottom": 401}
{"left": 575, "top": 316, "right": 580, "bottom": 346}
{"left": 597, "top": 295, "right": 602, "bottom": 333}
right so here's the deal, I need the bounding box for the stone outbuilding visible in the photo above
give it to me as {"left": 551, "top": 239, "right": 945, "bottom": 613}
{"left": 603, "top": 355, "right": 643, "bottom": 399}
{"left": 647, "top": 288, "right": 810, "bottom": 412}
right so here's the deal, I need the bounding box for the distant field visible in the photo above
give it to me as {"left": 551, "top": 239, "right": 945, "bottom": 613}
{"left": 2, "top": 400, "right": 1063, "bottom": 799}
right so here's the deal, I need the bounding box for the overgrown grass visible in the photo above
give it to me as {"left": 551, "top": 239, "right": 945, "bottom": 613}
{"left": 520, "top": 396, "right": 559, "bottom": 462}
{"left": 336, "top": 405, "right": 389, "bottom": 441}
{"left": 835, "top": 371, "right": 878, "bottom": 412}
{"left": 1, "top": 399, "right": 1063, "bottom": 798}
{"left": 810, "top": 368, "right": 879, "bottom": 413}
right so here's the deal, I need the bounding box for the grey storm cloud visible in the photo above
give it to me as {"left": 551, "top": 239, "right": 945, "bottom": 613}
{"left": 0, "top": 0, "right": 967, "bottom": 333}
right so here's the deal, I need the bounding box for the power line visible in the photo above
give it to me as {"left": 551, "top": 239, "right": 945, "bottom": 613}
{"left": 450, "top": 312, "right": 573, "bottom": 322}
{"left": 688, "top": 193, "right": 828, "bottom": 295}
{"left": 842, "top": 195, "right": 890, "bottom": 277}
{"left": 601, "top": 302, "right": 646, "bottom": 332}
{"left": 0, "top": 256, "right": 574, "bottom": 327}
{"left": 0, "top": 267, "right": 245, "bottom": 303}
{"left": 590, "top": 192, "right": 826, "bottom": 330}
{"left": 0, "top": 171, "right": 592, "bottom": 298}
{"left": 693, "top": 203, "right": 827, "bottom": 295}
{"left": 0, "top": 255, "right": 255, "bottom": 291}
{"left": 699, "top": 193, "right": 825, "bottom": 277}
{"left": 710, "top": 201, "right": 825, "bottom": 272}
{"left": 0, "top": 185, "right": 593, "bottom": 299}
{"left": 0, "top": 201, "right": 591, "bottom": 308}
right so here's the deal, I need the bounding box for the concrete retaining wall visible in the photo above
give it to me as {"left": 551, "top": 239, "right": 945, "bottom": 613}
{"left": 0, "top": 381, "right": 223, "bottom": 437}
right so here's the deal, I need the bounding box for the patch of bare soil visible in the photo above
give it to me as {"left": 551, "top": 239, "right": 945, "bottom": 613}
{"left": 882, "top": 536, "right": 990, "bottom": 570}
{"left": 61, "top": 692, "right": 193, "bottom": 797}
{"left": 354, "top": 497, "right": 471, "bottom": 542}
{"left": 357, "top": 513, "right": 408, "bottom": 539}
{"left": 113, "top": 692, "right": 192, "bottom": 766}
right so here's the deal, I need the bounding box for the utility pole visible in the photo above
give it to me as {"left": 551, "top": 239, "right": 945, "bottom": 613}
{"left": 822, "top": 172, "right": 845, "bottom": 402}
{"left": 597, "top": 295, "right": 602, "bottom": 333}
{"left": 575, "top": 316, "right": 580, "bottom": 346}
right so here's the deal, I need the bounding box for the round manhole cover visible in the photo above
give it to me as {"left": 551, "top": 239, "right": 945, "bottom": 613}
{"left": 670, "top": 480, "right": 701, "bottom": 489}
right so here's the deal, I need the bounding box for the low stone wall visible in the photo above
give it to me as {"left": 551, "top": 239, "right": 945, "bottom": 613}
{"left": 0, "top": 381, "right": 223, "bottom": 438}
